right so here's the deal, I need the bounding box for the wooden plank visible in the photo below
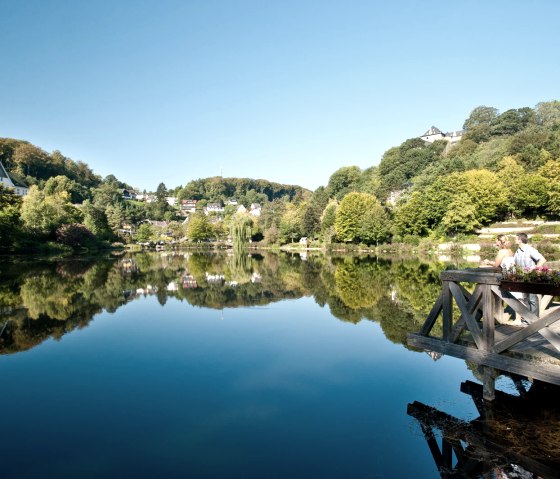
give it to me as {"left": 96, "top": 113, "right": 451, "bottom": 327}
{"left": 449, "top": 286, "right": 483, "bottom": 343}
{"left": 494, "top": 307, "right": 560, "bottom": 354}
{"left": 407, "top": 333, "right": 560, "bottom": 386}
{"left": 442, "top": 282, "right": 452, "bottom": 340}
{"left": 540, "top": 295, "right": 554, "bottom": 313}
{"left": 491, "top": 286, "right": 539, "bottom": 323}
{"left": 420, "top": 292, "right": 443, "bottom": 336}
{"left": 483, "top": 367, "right": 496, "bottom": 401}
{"left": 483, "top": 285, "right": 495, "bottom": 352}
{"left": 440, "top": 269, "right": 501, "bottom": 284}
{"left": 449, "top": 282, "right": 483, "bottom": 349}
{"left": 492, "top": 286, "right": 560, "bottom": 353}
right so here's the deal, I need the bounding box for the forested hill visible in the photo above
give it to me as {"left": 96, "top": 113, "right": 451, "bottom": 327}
{"left": 0, "top": 137, "right": 310, "bottom": 203}
{"left": 0, "top": 138, "right": 101, "bottom": 189}
{"left": 374, "top": 102, "right": 560, "bottom": 201}
{"left": 177, "top": 177, "right": 310, "bottom": 205}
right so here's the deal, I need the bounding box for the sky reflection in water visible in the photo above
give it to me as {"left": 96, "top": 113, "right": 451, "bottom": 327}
{"left": 0, "top": 253, "right": 552, "bottom": 478}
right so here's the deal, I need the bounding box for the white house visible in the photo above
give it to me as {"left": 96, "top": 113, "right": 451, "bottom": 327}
{"left": 0, "top": 160, "right": 29, "bottom": 196}
{"left": 420, "top": 126, "right": 463, "bottom": 144}
{"left": 205, "top": 202, "right": 224, "bottom": 215}
{"left": 249, "top": 203, "right": 262, "bottom": 217}
{"left": 166, "top": 196, "right": 178, "bottom": 207}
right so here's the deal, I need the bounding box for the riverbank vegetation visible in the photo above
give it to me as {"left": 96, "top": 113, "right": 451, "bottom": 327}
{"left": 2, "top": 100, "right": 560, "bottom": 254}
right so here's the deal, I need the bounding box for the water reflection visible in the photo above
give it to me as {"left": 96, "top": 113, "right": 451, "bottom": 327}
{"left": 408, "top": 378, "right": 560, "bottom": 478}
{"left": 0, "top": 251, "right": 446, "bottom": 354}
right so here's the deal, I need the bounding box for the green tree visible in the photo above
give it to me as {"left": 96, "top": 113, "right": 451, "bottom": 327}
{"left": 0, "top": 184, "right": 23, "bottom": 251}
{"left": 334, "top": 192, "right": 384, "bottom": 244}
{"left": 81, "top": 200, "right": 113, "bottom": 239}
{"left": 393, "top": 191, "right": 430, "bottom": 238}
{"left": 21, "top": 186, "right": 82, "bottom": 237}
{"left": 135, "top": 223, "right": 156, "bottom": 243}
{"left": 187, "top": 213, "right": 214, "bottom": 242}
{"left": 442, "top": 193, "right": 480, "bottom": 234}
{"left": 230, "top": 212, "right": 253, "bottom": 247}
{"left": 463, "top": 105, "right": 498, "bottom": 130}
{"left": 326, "top": 166, "right": 362, "bottom": 200}
{"left": 540, "top": 160, "right": 560, "bottom": 216}
{"left": 359, "top": 200, "right": 391, "bottom": 245}
{"left": 320, "top": 200, "right": 338, "bottom": 235}
{"left": 279, "top": 204, "right": 303, "bottom": 243}
{"left": 44, "top": 175, "right": 89, "bottom": 203}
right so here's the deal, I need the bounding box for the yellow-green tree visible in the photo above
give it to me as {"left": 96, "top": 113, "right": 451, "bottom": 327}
{"left": 335, "top": 192, "right": 389, "bottom": 244}
{"left": 21, "top": 186, "right": 82, "bottom": 237}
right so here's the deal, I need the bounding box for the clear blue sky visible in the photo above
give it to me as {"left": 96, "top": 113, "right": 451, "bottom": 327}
{"left": 1, "top": 0, "right": 559, "bottom": 192}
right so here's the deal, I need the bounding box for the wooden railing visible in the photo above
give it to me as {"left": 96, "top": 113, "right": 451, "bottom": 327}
{"left": 407, "top": 268, "right": 560, "bottom": 399}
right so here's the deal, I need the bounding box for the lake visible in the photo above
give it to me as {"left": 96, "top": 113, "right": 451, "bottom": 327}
{"left": 1, "top": 251, "right": 558, "bottom": 478}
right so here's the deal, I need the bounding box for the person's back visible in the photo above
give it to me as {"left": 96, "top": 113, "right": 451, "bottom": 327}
{"left": 514, "top": 233, "right": 545, "bottom": 270}
{"left": 513, "top": 233, "right": 546, "bottom": 315}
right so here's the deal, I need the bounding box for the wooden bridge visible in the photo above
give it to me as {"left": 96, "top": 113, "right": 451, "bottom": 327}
{"left": 407, "top": 268, "right": 560, "bottom": 400}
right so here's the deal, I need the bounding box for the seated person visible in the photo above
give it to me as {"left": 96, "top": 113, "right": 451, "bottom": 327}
{"left": 482, "top": 235, "right": 514, "bottom": 270}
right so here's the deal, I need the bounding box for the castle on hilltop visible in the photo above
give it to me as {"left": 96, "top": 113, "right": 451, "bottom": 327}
{"left": 420, "top": 126, "right": 463, "bottom": 145}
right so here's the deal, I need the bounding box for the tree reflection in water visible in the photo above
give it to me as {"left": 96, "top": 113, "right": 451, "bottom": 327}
{"left": 0, "top": 251, "right": 446, "bottom": 354}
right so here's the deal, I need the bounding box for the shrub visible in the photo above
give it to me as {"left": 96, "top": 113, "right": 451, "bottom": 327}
{"left": 55, "top": 223, "right": 97, "bottom": 248}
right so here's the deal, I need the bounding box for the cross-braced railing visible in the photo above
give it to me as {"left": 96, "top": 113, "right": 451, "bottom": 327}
{"left": 408, "top": 269, "right": 560, "bottom": 397}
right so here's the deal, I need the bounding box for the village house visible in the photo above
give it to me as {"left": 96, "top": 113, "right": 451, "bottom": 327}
{"left": 166, "top": 196, "right": 178, "bottom": 207}
{"left": 249, "top": 203, "right": 262, "bottom": 217}
{"left": 0, "top": 160, "right": 29, "bottom": 196}
{"left": 180, "top": 199, "right": 197, "bottom": 214}
{"left": 205, "top": 202, "right": 224, "bottom": 215}
{"left": 121, "top": 189, "right": 136, "bottom": 200}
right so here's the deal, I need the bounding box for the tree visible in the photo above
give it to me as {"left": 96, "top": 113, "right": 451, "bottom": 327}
{"left": 335, "top": 192, "right": 385, "bottom": 244}
{"left": 442, "top": 193, "right": 481, "bottom": 234}
{"left": 81, "top": 200, "right": 113, "bottom": 239}
{"left": 0, "top": 184, "right": 23, "bottom": 250}
{"left": 320, "top": 200, "right": 338, "bottom": 240}
{"left": 540, "top": 160, "right": 560, "bottom": 216}
{"left": 535, "top": 100, "right": 560, "bottom": 128}
{"left": 359, "top": 200, "right": 391, "bottom": 245}
{"left": 135, "top": 223, "right": 156, "bottom": 243}
{"left": 156, "top": 182, "right": 168, "bottom": 202}
{"left": 44, "top": 175, "right": 90, "bottom": 203}
{"left": 463, "top": 106, "right": 499, "bottom": 143}
{"left": 279, "top": 204, "right": 302, "bottom": 243}
{"left": 20, "top": 186, "right": 82, "bottom": 237}
{"left": 463, "top": 105, "right": 499, "bottom": 130}
{"left": 187, "top": 213, "right": 214, "bottom": 242}
{"left": 491, "top": 107, "right": 535, "bottom": 136}
{"left": 326, "top": 166, "right": 362, "bottom": 199}
{"left": 230, "top": 212, "right": 253, "bottom": 247}
{"left": 393, "top": 191, "right": 430, "bottom": 238}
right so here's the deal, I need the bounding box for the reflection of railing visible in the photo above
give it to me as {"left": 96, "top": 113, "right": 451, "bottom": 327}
{"left": 408, "top": 268, "right": 560, "bottom": 400}
{"left": 408, "top": 380, "right": 560, "bottom": 478}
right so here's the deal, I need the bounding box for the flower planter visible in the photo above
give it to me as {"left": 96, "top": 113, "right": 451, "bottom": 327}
{"left": 499, "top": 280, "right": 560, "bottom": 296}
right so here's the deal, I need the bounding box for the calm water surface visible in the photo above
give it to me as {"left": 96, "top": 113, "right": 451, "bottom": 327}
{"left": 0, "top": 252, "right": 558, "bottom": 478}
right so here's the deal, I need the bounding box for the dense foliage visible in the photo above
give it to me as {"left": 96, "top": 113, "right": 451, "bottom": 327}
{"left": 2, "top": 99, "right": 560, "bottom": 252}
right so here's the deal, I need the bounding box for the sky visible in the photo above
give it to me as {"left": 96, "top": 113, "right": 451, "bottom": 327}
{"left": 1, "top": 0, "right": 559, "bottom": 193}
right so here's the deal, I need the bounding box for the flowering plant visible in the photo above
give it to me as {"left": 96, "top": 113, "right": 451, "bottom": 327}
{"left": 501, "top": 265, "right": 560, "bottom": 287}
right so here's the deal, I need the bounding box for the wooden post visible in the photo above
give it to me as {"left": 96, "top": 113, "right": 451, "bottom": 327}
{"left": 483, "top": 367, "right": 496, "bottom": 401}
{"left": 482, "top": 284, "right": 495, "bottom": 352}
{"left": 442, "top": 281, "right": 452, "bottom": 341}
